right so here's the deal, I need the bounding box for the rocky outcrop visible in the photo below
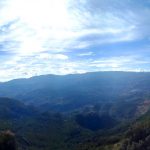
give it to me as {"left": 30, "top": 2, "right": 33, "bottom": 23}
{"left": 0, "top": 130, "right": 17, "bottom": 150}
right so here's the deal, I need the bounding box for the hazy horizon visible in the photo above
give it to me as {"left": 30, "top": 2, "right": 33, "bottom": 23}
{"left": 1, "top": 70, "right": 150, "bottom": 82}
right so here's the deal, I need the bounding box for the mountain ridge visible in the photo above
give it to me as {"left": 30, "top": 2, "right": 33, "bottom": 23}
{"left": 0, "top": 71, "right": 150, "bottom": 113}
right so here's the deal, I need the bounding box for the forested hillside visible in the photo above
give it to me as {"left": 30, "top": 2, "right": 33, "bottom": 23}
{"left": 0, "top": 72, "right": 150, "bottom": 149}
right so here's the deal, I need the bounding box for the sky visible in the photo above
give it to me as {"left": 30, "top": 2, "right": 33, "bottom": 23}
{"left": 0, "top": 0, "right": 150, "bottom": 81}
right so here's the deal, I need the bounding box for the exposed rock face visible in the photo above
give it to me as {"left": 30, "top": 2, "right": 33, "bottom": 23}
{"left": 0, "top": 130, "right": 17, "bottom": 150}
{"left": 136, "top": 100, "right": 150, "bottom": 117}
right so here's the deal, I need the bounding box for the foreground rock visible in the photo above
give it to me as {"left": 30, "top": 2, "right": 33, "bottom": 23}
{"left": 0, "top": 130, "right": 16, "bottom": 150}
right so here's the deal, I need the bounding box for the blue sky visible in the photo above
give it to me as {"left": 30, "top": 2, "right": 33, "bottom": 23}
{"left": 0, "top": 0, "right": 150, "bottom": 81}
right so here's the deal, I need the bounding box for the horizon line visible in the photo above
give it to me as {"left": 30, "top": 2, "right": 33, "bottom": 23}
{"left": 1, "top": 70, "right": 150, "bottom": 83}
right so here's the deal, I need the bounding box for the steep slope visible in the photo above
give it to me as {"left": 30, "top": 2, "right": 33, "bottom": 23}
{"left": 74, "top": 111, "right": 150, "bottom": 150}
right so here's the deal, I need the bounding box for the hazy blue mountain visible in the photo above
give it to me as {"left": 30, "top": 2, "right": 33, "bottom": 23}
{"left": 0, "top": 72, "right": 150, "bottom": 113}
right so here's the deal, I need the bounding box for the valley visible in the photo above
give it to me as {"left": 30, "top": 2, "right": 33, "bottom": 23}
{"left": 0, "top": 72, "right": 150, "bottom": 150}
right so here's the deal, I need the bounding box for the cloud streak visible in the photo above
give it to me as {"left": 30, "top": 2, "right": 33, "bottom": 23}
{"left": 0, "top": 0, "right": 150, "bottom": 81}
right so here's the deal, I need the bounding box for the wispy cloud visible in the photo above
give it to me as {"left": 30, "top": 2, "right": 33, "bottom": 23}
{"left": 78, "top": 51, "right": 93, "bottom": 56}
{"left": 1, "top": 0, "right": 149, "bottom": 55}
{"left": 0, "top": 0, "right": 150, "bottom": 81}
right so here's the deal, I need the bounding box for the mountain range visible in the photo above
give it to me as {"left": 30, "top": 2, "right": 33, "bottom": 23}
{"left": 0, "top": 71, "right": 150, "bottom": 113}
{"left": 0, "top": 71, "right": 150, "bottom": 150}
